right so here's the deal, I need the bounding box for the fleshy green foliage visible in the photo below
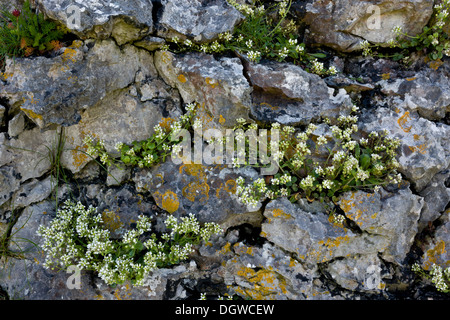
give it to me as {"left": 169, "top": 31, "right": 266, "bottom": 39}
{"left": 0, "top": 0, "right": 65, "bottom": 59}
{"left": 86, "top": 101, "right": 401, "bottom": 206}
{"left": 412, "top": 263, "right": 450, "bottom": 293}
{"left": 164, "top": 0, "right": 336, "bottom": 76}
{"left": 37, "top": 200, "right": 222, "bottom": 286}
{"left": 83, "top": 102, "right": 197, "bottom": 170}
{"left": 361, "top": 0, "right": 450, "bottom": 61}
{"left": 234, "top": 108, "right": 402, "bottom": 207}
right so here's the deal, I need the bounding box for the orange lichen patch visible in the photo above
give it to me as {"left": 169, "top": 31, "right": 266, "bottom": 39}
{"left": 61, "top": 47, "right": 78, "bottom": 63}
{"left": 215, "top": 179, "right": 237, "bottom": 198}
{"left": 289, "top": 258, "right": 298, "bottom": 267}
{"left": 153, "top": 190, "right": 180, "bottom": 214}
{"left": 381, "top": 73, "right": 390, "bottom": 80}
{"left": 423, "top": 240, "right": 447, "bottom": 271}
{"left": 397, "top": 111, "right": 413, "bottom": 133}
{"left": 158, "top": 117, "right": 175, "bottom": 131}
{"left": 179, "top": 163, "right": 205, "bottom": 177}
{"left": 102, "top": 209, "right": 123, "bottom": 233}
{"left": 234, "top": 244, "right": 254, "bottom": 257}
{"left": 0, "top": 72, "right": 13, "bottom": 80}
{"left": 182, "top": 181, "right": 210, "bottom": 203}
{"left": 260, "top": 102, "right": 279, "bottom": 111}
{"left": 218, "top": 114, "right": 226, "bottom": 125}
{"left": 159, "top": 50, "right": 172, "bottom": 64}
{"left": 179, "top": 163, "right": 210, "bottom": 203}
{"left": 71, "top": 145, "right": 89, "bottom": 169}
{"left": 271, "top": 208, "right": 292, "bottom": 219}
{"left": 235, "top": 267, "right": 288, "bottom": 300}
{"left": 224, "top": 179, "right": 236, "bottom": 194}
{"left": 69, "top": 40, "right": 83, "bottom": 49}
{"left": 310, "top": 235, "right": 351, "bottom": 263}
{"left": 413, "top": 134, "right": 421, "bottom": 141}
{"left": 112, "top": 283, "right": 133, "bottom": 300}
{"left": 20, "top": 107, "right": 43, "bottom": 121}
{"left": 406, "top": 77, "right": 417, "bottom": 81}
{"left": 429, "top": 59, "right": 444, "bottom": 70}
{"left": 408, "top": 144, "right": 427, "bottom": 155}
{"left": 205, "top": 77, "right": 219, "bottom": 88}
{"left": 339, "top": 198, "right": 354, "bottom": 214}
{"left": 177, "top": 74, "right": 187, "bottom": 83}
{"left": 219, "top": 242, "right": 232, "bottom": 255}
{"left": 194, "top": 102, "right": 216, "bottom": 130}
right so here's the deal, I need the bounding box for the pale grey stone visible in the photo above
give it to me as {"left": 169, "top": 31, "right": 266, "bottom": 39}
{"left": 338, "top": 188, "right": 423, "bottom": 264}
{"left": 301, "top": 0, "right": 434, "bottom": 52}
{"left": 154, "top": 51, "right": 252, "bottom": 129}
{"left": 156, "top": 0, "right": 243, "bottom": 43}
{"left": 246, "top": 61, "right": 354, "bottom": 125}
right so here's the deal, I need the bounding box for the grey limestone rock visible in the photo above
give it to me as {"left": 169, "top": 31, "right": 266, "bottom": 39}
{"left": 156, "top": 0, "right": 243, "bottom": 43}
{"left": 301, "top": 0, "right": 434, "bottom": 52}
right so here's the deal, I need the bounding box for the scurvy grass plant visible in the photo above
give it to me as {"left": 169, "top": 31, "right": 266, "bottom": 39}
{"left": 361, "top": 0, "right": 450, "bottom": 61}
{"left": 37, "top": 200, "right": 222, "bottom": 286}
{"left": 234, "top": 108, "right": 402, "bottom": 207}
{"left": 164, "top": 0, "right": 336, "bottom": 76}
{"left": 412, "top": 263, "right": 450, "bottom": 293}
{"left": 0, "top": 0, "right": 65, "bottom": 59}
{"left": 83, "top": 102, "right": 197, "bottom": 169}
{"left": 85, "top": 101, "right": 402, "bottom": 207}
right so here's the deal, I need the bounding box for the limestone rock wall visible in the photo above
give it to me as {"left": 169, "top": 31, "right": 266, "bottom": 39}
{"left": 0, "top": 0, "right": 449, "bottom": 300}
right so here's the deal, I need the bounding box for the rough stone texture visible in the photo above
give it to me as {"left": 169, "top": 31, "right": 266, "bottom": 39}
{"left": 8, "top": 112, "right": 25, "bottom": 138}
{"left": 36, "top": 0, "right": 153, "bottom": 42}
{"left": 247, "top": 61, "right": 354, "bottom": 125}
{"left": 154, "top": 51, "right": 252, "bottom": 129}
{"left": 261, "top": 198, "right": 389, "bottom": 268}
{"left": 0, "top": 0, "right": 23, "bottom": 12}
{"left": 3, "top": 40, "right": 156, "bottom": 128}
{"left": 325, "top": 253, "right": 388, "bottom": 293}
{"left": 132, "top": 162, "right": 262, "bottom": 227}
{"left": 223, "top": 242, "right": 336, "bottom": 300}
{"left": 420, "top": 210, "right": 450, "bottom": 271}
{"left": 61, "top": 84, "right": 182, "bottom": 174}
{"left": 338, "top": 187, "right": 423, "bottom": 265}
{"left": 379, "top": 68, "right": 450, "bottom": 121}
{"left": 301, "top": 0, "right": 434, "bottom": 52}
{"left": 0, "top": 166, "right": 21, "bottom": 208}
{"left": 0, "top": 133, "right": 14, "bottom": 167}
{"left": 418, "top": 170, "right": 450, "bottom": 231}
{"left": 0, "top": 0, "right": 449, "bottom": 300}
{"left": 1, "top": 176, "right": 55, "bottom": 216}
{"left": 4, "top": 127, "right": 56, "bottom": 182}
{"left": 156, "top": 0, "right": 243, "bottom": 43}
{"left": 360, "top": 105, "right": 450, "bottom": 191}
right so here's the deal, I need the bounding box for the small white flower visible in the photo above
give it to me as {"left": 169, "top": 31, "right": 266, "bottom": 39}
{"left": 316, "top": 135, "right": 328, "bottom": 146}
{"left": 392, "top": 26, "right": 403, "bottom": 35}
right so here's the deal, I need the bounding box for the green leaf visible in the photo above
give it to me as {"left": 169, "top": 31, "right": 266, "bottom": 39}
{"left": 309, "top": 53, "right": 327, "bottom": 58}
{"left": 122, "top": 156, "right": 131, "bottom": 163}
{"left": 355, "top": 144, "right": 361, "bottom": 159}
{"left": 135, "top": 241, "right": 144, "bottom": 252}
{"left": 360, "top": 154, "right": 371, "bottom": 169}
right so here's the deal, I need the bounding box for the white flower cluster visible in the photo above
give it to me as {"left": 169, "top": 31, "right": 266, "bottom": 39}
{"left": 413, "top": 263, "right": 450, "bottom": 293}
{"left": 234, "top": 107, "right": 402, "bottom": 206}
{"left": 37, "top": 201, "right": 222, "bottom": 286}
